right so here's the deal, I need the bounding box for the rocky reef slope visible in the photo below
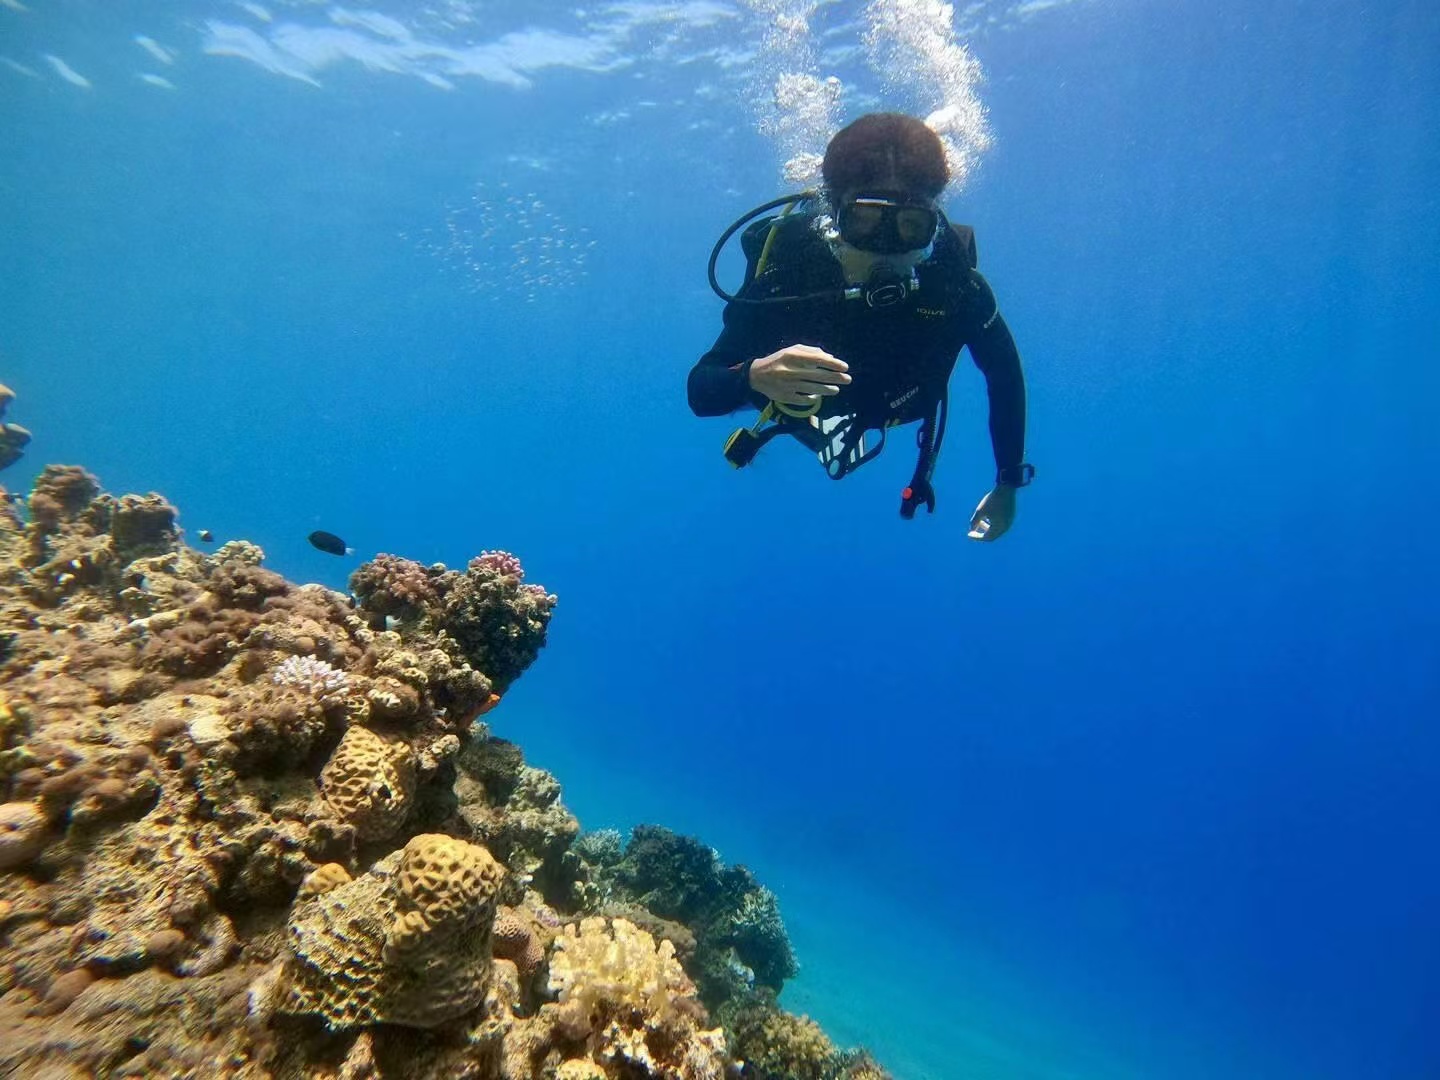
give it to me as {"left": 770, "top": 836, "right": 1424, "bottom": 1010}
{"left": 0, "top": 465, "right": 891, "bottom": 1080}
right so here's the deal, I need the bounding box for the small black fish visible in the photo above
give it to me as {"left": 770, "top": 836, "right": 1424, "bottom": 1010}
{"left": 196, "top": 529, "right": 214, "bottom": 543}
{"left": 308, "top": 530, "right": 353, "bottom": 557}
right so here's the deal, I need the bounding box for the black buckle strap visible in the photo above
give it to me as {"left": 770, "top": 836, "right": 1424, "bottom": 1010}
{"left": 900, "top": 390, "right": 947, "bottom": 520}
{"left": 997, "top": 463, "right": 1035, "bottom": 488}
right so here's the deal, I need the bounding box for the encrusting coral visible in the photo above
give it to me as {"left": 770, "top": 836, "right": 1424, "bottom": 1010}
{"left": 319, "top": 725, "right": 416, "bottom": 842}
{"left": 0, "top": 465, "right": 891, "bottom": 1079}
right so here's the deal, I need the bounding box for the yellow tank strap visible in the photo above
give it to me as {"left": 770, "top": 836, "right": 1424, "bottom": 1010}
{"left": 754, "top": 198, "right": 822, "bottom": 420}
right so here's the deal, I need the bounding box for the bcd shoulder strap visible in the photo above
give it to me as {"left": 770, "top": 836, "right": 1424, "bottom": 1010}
{"left": 947, "top": 222, "right": 978, "bottom": 271}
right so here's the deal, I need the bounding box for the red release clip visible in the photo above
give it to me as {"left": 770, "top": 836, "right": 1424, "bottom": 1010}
{"left": 901, "top": 486, "right": 914, "bottom": 500}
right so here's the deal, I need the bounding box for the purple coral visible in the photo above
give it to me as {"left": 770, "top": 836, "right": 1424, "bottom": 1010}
{"left": 472, "top": 550, "right": 523, "bottom": 577}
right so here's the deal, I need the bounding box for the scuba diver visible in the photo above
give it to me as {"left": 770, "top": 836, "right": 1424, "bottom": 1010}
{"left": 689, "top": 112, "right": 1032, "bottom": 540}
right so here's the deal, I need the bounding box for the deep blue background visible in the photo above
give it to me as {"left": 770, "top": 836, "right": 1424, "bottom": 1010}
{"left": 3, "top": 1, "right": 1438, "bottom": 1076}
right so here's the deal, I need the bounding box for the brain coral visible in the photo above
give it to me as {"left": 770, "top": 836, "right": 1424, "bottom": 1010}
{"left": 491, "top": 907, "right": 545, "bottom": 979}
{"left": 318, "top": 726, "right": 415, "bottom": 841}
{"left": 281, "top": 835, "right": 505, "bottom": 1029}
{"left": 386, "top": 833, "right": 506, "bottom": 961}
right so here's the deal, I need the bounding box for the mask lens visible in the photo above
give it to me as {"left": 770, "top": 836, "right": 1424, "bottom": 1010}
{"left": 842, "top": 201, "right": 886, "bottom": 241}
{"left": 839, "top": 196, "right": 938, "bottom": 253}
{"left": 895, "top": 206, "right": 938, "bottom": 248}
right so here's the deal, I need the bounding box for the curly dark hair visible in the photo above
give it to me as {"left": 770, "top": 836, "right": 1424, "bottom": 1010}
{"left": 821, "top": 112, "right": 950, "bottom": 200}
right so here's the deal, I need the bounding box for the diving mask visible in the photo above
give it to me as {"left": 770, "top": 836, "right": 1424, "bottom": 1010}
{"left": 836, "top": 193, "right": 940, "bottom": 254}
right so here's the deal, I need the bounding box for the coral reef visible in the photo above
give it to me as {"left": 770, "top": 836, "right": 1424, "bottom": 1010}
{"left": 586, "top": 825, "right": 800, "bottom": 1005}
{"left": 718, "top": 995, "right": 895, "bottom": 1080}
{"left": 573, "top": 827, "right": 624, "bottom": 868}
{"left": 0, "top": 465, "right": 891, "bottom": 1079}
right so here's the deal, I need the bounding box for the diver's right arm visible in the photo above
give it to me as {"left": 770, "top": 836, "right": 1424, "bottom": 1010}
{"left": 748, "top": 346, "right": 850, "bottom": 408}
{"left": 687, "top": 344, "right": 849, "bottom": 415}
{"left": 689, "top": 306, "right": 849, "bottom": 416}
{"left": 689, "top": 301, "right": 772, "bottom": 415}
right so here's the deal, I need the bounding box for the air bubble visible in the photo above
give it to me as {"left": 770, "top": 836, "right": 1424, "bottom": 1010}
{"left": 408, "top": 179, "right": 594, "bottom": 300}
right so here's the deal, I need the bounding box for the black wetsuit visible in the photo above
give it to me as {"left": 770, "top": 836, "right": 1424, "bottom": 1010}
{"left": 688, "top": 211, "right": 1027, "bottom": 483}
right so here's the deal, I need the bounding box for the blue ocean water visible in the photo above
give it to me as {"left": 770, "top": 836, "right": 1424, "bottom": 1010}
{"left": 3, "top": 0, "right": 1438, "bottom": 1077}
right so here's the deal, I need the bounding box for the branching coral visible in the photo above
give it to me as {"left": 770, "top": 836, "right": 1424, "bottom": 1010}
{"left": 574, "top": 828, "right": 624, "bottom": 868}
{"left": 549, "top": 917, "right": 727, "bottom": 1080}
{"left": 721, "top": 997, "right": 843, "bottom": 1080}
{"left": 27, "top": 464, "right": 99, "bottom": 534}
{"left": 454, "top": 735, "right": 579, "bottom": 905}
{"left": 367, "top": 630, "right": 494, "bottom": 720}
{"left": 550, "top": 917, "right": 694, "bottom": 1026}
{"left": 440, "top": 551, "right": 556, "bottom": 695}
{"left": 271, "top": 655, "right": 349, "bottom": 701}
{"left": 595, "top": 826, "right": 800, "bottom": 1004}
{"left": 730, "top": 886, "right": 800, "bottom": 987}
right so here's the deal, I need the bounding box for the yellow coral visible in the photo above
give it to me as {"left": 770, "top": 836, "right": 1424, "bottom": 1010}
{"left": 297, "top": 862, "right": 351, "bottom": 900}
{"left": 382, "top": 909, "right": 431, "bottom": 964}
{"left": 549, "top": 917, "right": 692, "bottom": 1024}
{"left": 548, "top": 922, "right": 729, "bottom": 1079}
{"left": 319, "top": 726, "right": 414, "bottom": 840}
{"left": 0, "top": 695, "right": 25, "bottom": 750}
{"left": 556, "top": 1061, "right": 606, "bottom": 1080}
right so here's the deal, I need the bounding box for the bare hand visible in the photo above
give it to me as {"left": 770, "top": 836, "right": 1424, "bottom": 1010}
{"left": 748, "top": 345, "right": 851, "bottom": 408}
{"left": 968, "top": 485, "right": 1017, "bottom": 542}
